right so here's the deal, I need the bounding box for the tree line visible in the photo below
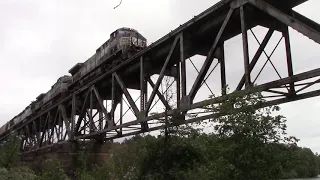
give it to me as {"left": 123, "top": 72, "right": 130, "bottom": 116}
{"left": 0, "top": 87, "right": 319, "bottom": 179}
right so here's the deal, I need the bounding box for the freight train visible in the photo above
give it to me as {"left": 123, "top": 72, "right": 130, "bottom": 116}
{"left": 0, "top": 27, "right": 147, "bottom": 136}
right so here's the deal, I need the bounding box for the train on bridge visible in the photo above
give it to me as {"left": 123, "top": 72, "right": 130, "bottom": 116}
{"left": 0, "top": 27, "right": 147, "bottom": 135}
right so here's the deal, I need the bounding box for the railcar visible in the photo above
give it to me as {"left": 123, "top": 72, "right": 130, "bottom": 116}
{"left": 34, "top": 93, "right": 45, "bottom": 110}
{"left": 12, "top": 115, "right": 19, "bottom": 125}
{"left": 3, "top": 106, "right": 32, "bottom": 135}
{"left": 40, "top": 75, "right": 72, "bottom": 110}
{"left": 0, "top": 75, "right": 73, "bottom": 137}
{"left": 0, "top": 27, "right": 146, "bottom": 137}
{"left": 69, "top": 27, "right": 147, "bottom": 85}
{"left": 20, "top": 105, "right": 32, "bottom": 122}
{"left": 0, "top": 122, "right": 8, "bottom": 135}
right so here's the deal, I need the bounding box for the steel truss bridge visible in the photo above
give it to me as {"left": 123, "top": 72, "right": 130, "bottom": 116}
{"left": 1, "top": 0, "right": 320, "bottom": 154}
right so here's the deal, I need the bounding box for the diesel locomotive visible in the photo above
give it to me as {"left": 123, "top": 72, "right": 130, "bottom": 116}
{"left": 0, "top": 27, "right": 147, "bottom": 136}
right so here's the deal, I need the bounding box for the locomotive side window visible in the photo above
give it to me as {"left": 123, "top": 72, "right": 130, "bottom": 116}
{"left": 110, "top": 31, "right": 117, "bottom": 39}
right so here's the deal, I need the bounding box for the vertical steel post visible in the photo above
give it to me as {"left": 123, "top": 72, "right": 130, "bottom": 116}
{"left": 104, "top": 100, "right": 108, "bottom": 127}
{"left": 71, "top": 94, "right": 76, "bottom": 140}
{"left": 144, "top": 74, "right": 148, "bottom": 111}
{"left": 283, "top": 25, "right": 295, "bottom": 95}
{"left": 99, "top": 110, "right": 103, "bottom": 131}
{"left": 240, "top": 5, "right": 251, "bottom": 88}
{"left": 89, "top": 90, "right": 93, "bottom": 133}
{"left": 176, "top": 62, "right": 181, "bottom": 109}
{"left": 180, "top": 34, "right": 186, "bottom": 98}
{"left": 139, "top": 56, "right": 149, "bottom": 131}
{"left": 112, "top": 74, "right": 116, "bottom": 124}
{"left": 140, "top": 56, "right": 145, "bottom": 111}
{"left": 219, "top": 44, "right": 226, "bottom": 95}
{"left": 119, "top": 95, "right": 123, "bottom": 135}
{"left": 57, "top": 114, "right": 62, "bottom": 141}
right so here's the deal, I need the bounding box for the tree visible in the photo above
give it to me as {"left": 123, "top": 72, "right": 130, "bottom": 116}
{"left": 37, "top": 159, "right": 69, "bottom": 180}
{"left": 202, "top": 87, "right": 299, "bottom": 180}
{"left": 0, "top": 132, "right": 21, "bottom": 169}
{"left": 288, "top": 147, "right": 319, "bottom": 178}
{"left": 136, "top": 75, "right": 203, "bottom": 179}
{"left": 1, "top": 166, "right": 38, "bottom": 180}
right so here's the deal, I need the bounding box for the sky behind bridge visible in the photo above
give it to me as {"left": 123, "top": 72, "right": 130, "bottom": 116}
{"left": 0, "top": 0, "right": 320, "bottom": 152}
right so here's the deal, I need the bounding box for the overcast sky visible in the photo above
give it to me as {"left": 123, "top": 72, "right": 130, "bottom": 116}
{"left": 1, "top": 0, "right": 320, "bottom": 152}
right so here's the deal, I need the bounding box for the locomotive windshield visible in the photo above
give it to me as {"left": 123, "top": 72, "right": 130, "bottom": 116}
{"left": 117, "top": 28, "right": 147, "bottom": 48}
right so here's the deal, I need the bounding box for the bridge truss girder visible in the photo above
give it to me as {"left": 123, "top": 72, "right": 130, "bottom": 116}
{"left": 3, "top": 0, "right": 320, "bottom": 153}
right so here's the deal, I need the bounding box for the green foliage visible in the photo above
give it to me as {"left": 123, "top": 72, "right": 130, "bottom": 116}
{"left": 0, "top": 133, "right": 21, "bottom": 169}
{"left": 196, "top": 87, "right": 320, "bottom": 179}
{"left": 201, "top": 88, "right": 299, "bottom": 180}
{"left": 316, "top": 153, "right": 320, "bottom": 173}
{"left": 72, "top": 87, "right": 320, "bottom": 180}
{"left": 72, "top": 135, "right": 158, "bottom": 180}
{"left": 281, "top": 146, "right": 319, "bottom": 178}
{"left": 208, "top": 88, "right": 296, "bottom": 144}
{"left": 74, "top": 149, "right": 95, "bottom": 180}
{"left": 0, "top": 166, "right": 38, "bottom": 180}
{"left": 74, "top": 171, "right": 95, "bottom": 180}
{"left": 0, "top": 87, "right": 319, "bottom": 179}
{"left": 37, "top": 159, "right": 69, "bottom": 180}
{"left": 138, "top": 136, "right": 203, "bottom": 180}
{"left": 103, "top": 135, "right": 158, "bottom": 179}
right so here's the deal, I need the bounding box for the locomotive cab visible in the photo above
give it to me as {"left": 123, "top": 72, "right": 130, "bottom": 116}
{"left": 110, "top": 30, "right": 117, "bottom": 39}
{"left": 96, "top": 27, "right": 147, "bottom": 64}
{"left": 116, "top": 27, "right": 147, "bottom": 50}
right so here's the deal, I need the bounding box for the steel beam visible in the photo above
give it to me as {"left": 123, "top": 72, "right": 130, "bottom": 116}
{"left": 145, "top": 35, "right": 180, "bottom": 113}
{"left": 282, "top": 25, "right": 296, "bottom": 95}
{"left": 71, "top": 66, "right": 320, "bottom": 141}
{"left": 219, "top": 44, "right": 226, "bottom": 95}
{"left": 236, "top": 28, "right": 274, "bottom": 91}
{"left": 92, "top": 86, "right": 112, "bottom": 128}
{"left": 248, "top": 0, "right": 320, "bottom": 45}
{"left": 176, "top": 62, "right": 181, "bottom": 109}
{"left": 189, "top": 8, "right": 234, "bottom": 102}
{"left": 180, "top": 33, "right": 187, "bottom": 98}
{"left": 140, "top": 56, "right": 146, "bottom": 112}
{"left": 146, "top": 77, "right": 172, "bottom": 110}
{"left": 240, "top": 5, "right": 251, "bottom": 88}
{"left": 75, "top": 90, "right": 90, "bottom": 134}
{"left": 114, "top": 73, "right": 140, "bottom": 116}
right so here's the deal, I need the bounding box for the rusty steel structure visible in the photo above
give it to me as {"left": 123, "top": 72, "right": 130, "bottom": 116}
{"left": 1, "top": 0, "right": 320, "bottom": 154}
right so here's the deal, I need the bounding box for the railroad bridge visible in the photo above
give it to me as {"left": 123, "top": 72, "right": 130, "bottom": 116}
{"left": 1, "top": 0, "right": 320, "bottom": 174}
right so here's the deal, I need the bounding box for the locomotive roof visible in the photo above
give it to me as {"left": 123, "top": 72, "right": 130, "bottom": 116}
{"left": 116, "top": 27, "right": 147, "bottom": 41}
{"left": 69, "top": 62, "right": 84, "bottom": 75}
{"left": 117, "top": 27, "right": 138, "bottom": 32}
{"left": 36, "top": 93, "right": 45, "bottom": 100}
{"left": 110, "top": 27, "right": 141, "bottom": 37}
